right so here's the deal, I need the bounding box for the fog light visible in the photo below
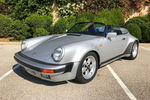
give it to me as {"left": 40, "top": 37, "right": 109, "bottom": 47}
{"left": 43, "top": 69, "right": 54, "bottom": 74}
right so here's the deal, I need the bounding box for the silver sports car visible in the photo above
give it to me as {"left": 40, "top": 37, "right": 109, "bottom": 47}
{"left": 14, "top": 22, "right": 139, "bottom": 83}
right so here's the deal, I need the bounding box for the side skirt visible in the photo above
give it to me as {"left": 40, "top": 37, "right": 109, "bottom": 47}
{"left": 100, "top": 54, "right": 130, "bottom": 67}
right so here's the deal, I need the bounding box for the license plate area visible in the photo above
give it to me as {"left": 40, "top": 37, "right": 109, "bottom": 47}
{"left": 30, "top": 70, "right": 36, "bottom": 75}
{"left": 25, "top": 67, "right": 37, "bottom": 76}
{"left": 41, "top": 74, "right": 51, "bottom": 79}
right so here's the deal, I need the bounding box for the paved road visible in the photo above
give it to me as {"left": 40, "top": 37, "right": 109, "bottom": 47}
{"left": 0, "top": 43, "right": 149, "bottom": 100}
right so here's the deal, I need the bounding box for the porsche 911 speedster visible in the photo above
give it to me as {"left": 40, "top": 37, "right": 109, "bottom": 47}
{"left": 14, "top": 22, "right": 139, "bottom": 83}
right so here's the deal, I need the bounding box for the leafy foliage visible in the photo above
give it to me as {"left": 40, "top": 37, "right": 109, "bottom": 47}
{"left": 0, "top": 2, "right": 11, "bottom": 15}
{"left": 85, "top": 0, "right": 124, "bottom": 13}
{"left": 6, "top": 0, "right": 53, "bottom": 20}
{"left": 84, "top": 0, "right": 147, "bottom": 17}
{"left": 76, "top": 12, "right": 94, "bottom": 22}
{"left": 0, "top": 14, "right": 12, "bottom": 37}
{"left": 51, "top": 9, "right": 125, "bottom": 34}
{"left": 10, "top": 20, "right": 31, "bottom": 40}
{"left": 56, "top": 1, "right": 85, "bottom": 18}
{"left": 4, "top": 0, "right": 149, "bottom": 19}
{"left": 0, "top": 0, "right": 149, "bottom": 42}
{"left": 66, "top": 15, "right": 76, "bottom": 29}
{"left": 52, "top": 18, "right": 68, "bottom": 34}
{"left": 125, "top": 16, "right": 150, "bottom": 42}
{"left": 141, "top": 22, "right": 150, "bottom": 42}
{"left": 96, "top": 9, "right": 124, "bottom": 27}
{"left": 24, "top": 14, "right": 52, "bottom": 35}
{"left": 33, "top": 28, "right": 49, "bottom": 37}
{"left": 125, "top": 16, "right": 149, "bottom": 26}
{"left": 147, "top": 13, "right": 150, "bottom": 21}
{"left": 126, "top": 23, "right": 142, "bottom": 40}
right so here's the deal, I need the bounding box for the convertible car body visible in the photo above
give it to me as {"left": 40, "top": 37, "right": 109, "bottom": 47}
{"left": 14, "top": 22, "right": 139, "bottom": 83}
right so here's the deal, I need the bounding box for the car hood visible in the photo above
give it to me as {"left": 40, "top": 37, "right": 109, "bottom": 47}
{"left": 21, "top": 34, "right": 99, "bottom": 63}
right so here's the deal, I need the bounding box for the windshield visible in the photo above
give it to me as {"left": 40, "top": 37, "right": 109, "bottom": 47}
{"left": 67, "top": 22, "right": 106, "bottom": 36}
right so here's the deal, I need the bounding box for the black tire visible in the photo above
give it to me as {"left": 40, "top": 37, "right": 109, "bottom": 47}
{"left": 127, "top": 41, "right": 138, "bottom": 60}
{"left": 75, "top": 52, "right": 98, "bottom": 84}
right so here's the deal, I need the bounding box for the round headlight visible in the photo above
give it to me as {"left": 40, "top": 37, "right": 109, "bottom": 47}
{"left": 21, "top": 41, "right": 28, "bottom": 50}
{"left": 52, "top": 47, "right": 64, "bottom": 62}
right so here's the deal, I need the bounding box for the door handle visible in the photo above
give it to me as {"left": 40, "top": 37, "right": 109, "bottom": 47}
{"left": 122, "top": 38, "right": 126, "bottom": 40}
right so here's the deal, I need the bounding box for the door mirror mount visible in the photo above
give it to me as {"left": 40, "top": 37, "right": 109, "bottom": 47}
{"left": 106, "top": 32, "right": 117, "bottom": 39}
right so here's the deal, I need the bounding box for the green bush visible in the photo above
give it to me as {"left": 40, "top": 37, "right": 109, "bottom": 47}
{"left": 125, "top": 16, "right": 149, "bottom": 27}
{"left": 93, "top": 17, "right": 107, "bottom": 23}
{"left": 76, "top": 12, "right": 95, "bottom": 22}
{"left": 25, "top": 14, "right": 53, "bottom": 35}
{"left": 10, "top": 20, "right": 31, "bottom": 40}
{"left": 138, "top": 16, "right": 149, "bottom": 22}
{"left": 96, "top": 9, "right": 124, "bottom": 26}
{"left": 33, "top": 28, "right": 49, "bottom": 37}
{"left": 76, "top": 16, "right": 89, "bottom": 23}
{"left": 51, "top": 9, "right": 124, "bottom": 34}
{"left": 0, "top": 14, "right": 12, "bottom": 38}
{"left": 126, "top": 23, "right": 142, "bottom": 40}
{"left": 147, "top": 13, "right": 150, "bottom": 21}
{"left": 52, "top": 18, "right": 68, "bottom": 34}
{"left": 126, "top": 16, "right": 150, "bottom": 42}
{"left": 142, "top": 22, "right": 150, "bottom": 42}
{"left": 68, "top": 9, "right": 124, "bottom": 26}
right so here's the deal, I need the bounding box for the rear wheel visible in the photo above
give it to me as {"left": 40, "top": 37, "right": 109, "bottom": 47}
{"left": 127, "top": 42, "right": 138, "bottom": 60}
{"left": 76, "top": 52, "right": 98, "bottom": 83}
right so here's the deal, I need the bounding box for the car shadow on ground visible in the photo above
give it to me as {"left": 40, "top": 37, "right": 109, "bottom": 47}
{"left": 13, "top": 64, "right": 68, "bottom": 86}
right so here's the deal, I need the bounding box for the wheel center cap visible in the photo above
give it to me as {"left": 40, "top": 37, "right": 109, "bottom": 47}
{"left": 88, "top": 65, "right": 91, "bottom": 69}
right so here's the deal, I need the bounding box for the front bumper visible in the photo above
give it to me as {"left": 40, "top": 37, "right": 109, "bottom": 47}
{"left": 14, "top": 52, "right": 79, "bottom": 82}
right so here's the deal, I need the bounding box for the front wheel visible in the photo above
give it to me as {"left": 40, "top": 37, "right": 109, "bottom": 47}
{"left": 76, "top": 52, "right": 98, "bottom": 84}
{"left": 127, "top": 42, "right": 138, "bottom": 60}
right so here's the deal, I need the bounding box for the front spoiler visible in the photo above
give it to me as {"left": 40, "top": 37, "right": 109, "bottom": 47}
{"left": 14, "top": 52, "right": 79, "bottom": 82}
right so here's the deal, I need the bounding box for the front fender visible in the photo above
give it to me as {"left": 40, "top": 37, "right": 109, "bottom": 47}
{"left": 61, "top": 41, "right": 100, "bottom": 63}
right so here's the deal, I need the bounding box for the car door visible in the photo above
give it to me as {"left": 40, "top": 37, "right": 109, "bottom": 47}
{"left": 112, "top": 29, "right": 128, "bottom": 54}
{"left": 97, "top": 29, "right": 127, "bottom": 63}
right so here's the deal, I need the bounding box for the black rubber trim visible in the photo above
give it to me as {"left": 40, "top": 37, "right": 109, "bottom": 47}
{"left": 65, "top": 63, "right": 74, "bottom": 72}
{"left": 14, "top": 55, "right": 74, "bottom": 73}
{"left": 101, "top": 54, "right": 123, "bottom": 65}
{"left": 54, "top": 68, "right": 65, "bottom": 73}
{"left": 14, "top": 56, "right": 42, "bottom": 72}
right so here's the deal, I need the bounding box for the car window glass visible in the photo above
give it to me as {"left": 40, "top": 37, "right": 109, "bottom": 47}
{"left": 95, "top": 24, "right": 105, "bottom": 32}
{"left": 68, "top": 23, "right": 95, "bottom": 33}
{"left": 112, "top": 28, "right": 123, "bottom": 35}
{"left": 87, "top": 24, "right": 96, "bottom": 33}
{"left": 67, "top": 22, "right": 106, "bottom": 36}
{"left": 94, "top": 24, "right": 105, "bottom": 36}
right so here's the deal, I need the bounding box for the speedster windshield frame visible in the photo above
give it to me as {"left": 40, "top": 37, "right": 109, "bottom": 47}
{"left": 67, "top": 22, "right": 107, "bottom": 36}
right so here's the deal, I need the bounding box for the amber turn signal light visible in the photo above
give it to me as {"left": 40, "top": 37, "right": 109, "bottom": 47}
{"left": 43, "top": 69, "right": 54, "bottom": 74}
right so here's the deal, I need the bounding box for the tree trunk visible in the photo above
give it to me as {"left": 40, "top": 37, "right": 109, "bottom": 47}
{"left": 52, "top": 0, "right": 59, "bottom": 25}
